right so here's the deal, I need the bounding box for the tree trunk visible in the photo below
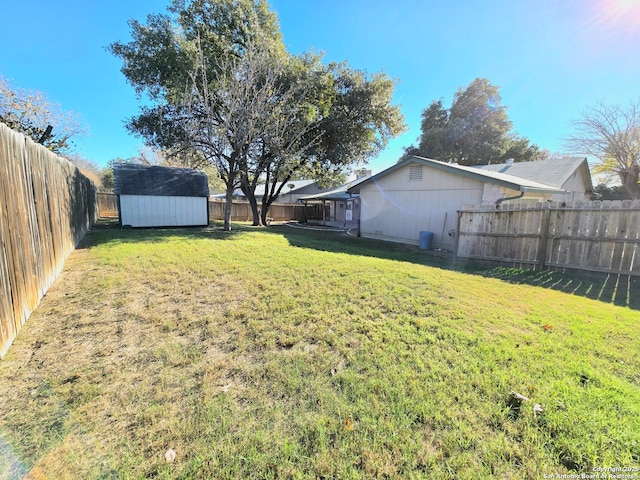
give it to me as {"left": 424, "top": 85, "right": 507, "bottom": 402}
{"left": 223, "top": 183, "right": 234, "bottom": 231}
{"left": 239, "top": 175, "right": 261, "bottom": 226}
{"left": 260, "top": 196, "right": 272, "bottom": 226}
{"left": 620, "top": 165, "right": 640, "bottom": 200}
{"left": 247, "top": 192, "right": 261, "bottom": 226}
{"left": 260, "top": 200, "right": 269, "bottom": 225}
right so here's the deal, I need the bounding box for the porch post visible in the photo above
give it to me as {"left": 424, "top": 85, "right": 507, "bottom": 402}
{"left": 322, "top": 200, "right": 326, "bottom": 226}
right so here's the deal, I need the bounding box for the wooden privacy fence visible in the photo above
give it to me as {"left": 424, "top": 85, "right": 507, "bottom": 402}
{"left": 0, "top": 123, "right": 98, "bottom": 358}
{"left": 208, "top": 199, "right": 316, "bottom": 223}
{"left": 97, "top": 192, "right": 118, "bottom": 217}
{"left": 456, "top": 200, "right": 640, "bottom": 276}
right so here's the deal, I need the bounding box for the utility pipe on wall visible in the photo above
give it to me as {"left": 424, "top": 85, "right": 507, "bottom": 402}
{"left": 495, "top": 191, "right": 525, "bottom": 207}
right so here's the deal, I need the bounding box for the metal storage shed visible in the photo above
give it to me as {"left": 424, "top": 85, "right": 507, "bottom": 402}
{"left": 113, "top": 163, "right": 209, "bottom": 227}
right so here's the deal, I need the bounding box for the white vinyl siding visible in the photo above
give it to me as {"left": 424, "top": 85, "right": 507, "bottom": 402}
{"left": 119, "top": 195, "right": 208, "bottom": 227}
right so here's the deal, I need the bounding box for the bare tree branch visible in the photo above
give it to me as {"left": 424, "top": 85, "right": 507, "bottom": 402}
{"left": 0, "top": 76, "right": 86, "bottom": 153}
{"left": 565, "top": 99, "right": 640, "bottom": 199}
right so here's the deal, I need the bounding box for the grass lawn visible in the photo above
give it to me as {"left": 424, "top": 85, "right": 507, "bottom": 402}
{"left": 0, "top": 222, "right": 639, "bottom": 479}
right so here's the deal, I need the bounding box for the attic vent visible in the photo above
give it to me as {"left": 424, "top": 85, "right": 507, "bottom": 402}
{"left": 409, "top": 165, "right": 423, "bottom": 181}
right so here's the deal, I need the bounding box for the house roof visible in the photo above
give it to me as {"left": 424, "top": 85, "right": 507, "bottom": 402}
{"left": 347, "top": 156, "right": 566, "bottom": 195}
{"left": 475, "top": 157, "right": 592, "bottom": 191}
{"left": 113, "top": 163, "right": 209, "bottom": 197}
{"left": 211, "top": 179, "right": 321, "bottom": 199}
{"left": 299, "top": 175, "right": 372, "bottom": 202}
{"left": 254, "top": 179, "right": 317, "bottom": 197}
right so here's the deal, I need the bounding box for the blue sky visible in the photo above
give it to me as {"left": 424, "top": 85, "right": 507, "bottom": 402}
{"left": 1, "top": 0, "right": 640, "bottom": 174}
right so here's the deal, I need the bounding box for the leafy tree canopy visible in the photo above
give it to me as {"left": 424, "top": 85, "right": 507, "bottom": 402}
{"left": 110, "top": 0, "right": 404, "bottom": 228}
{"left": 101, "top": 168, "right": 115, "bottom": 191}
{"left": 593, "top": 183, "right": 631, "bottom": 201}
{"left": 109, "top": 0, "right": 284, "bottom": 104}
{"left": 404, "top": 78, "right": 542, "bottom": 166}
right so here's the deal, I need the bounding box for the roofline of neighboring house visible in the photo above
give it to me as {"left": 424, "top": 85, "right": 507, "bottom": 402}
{"left": 476, "top": 156, "right": 594, "bottom": 193}
{"left": 212, "top": 179, "right": 321, "bottom": 199}
{"left": 298, "top": 189, "right": 357, "bottom": 202}
{"left": 299, "top": 191, "right": 354, "bottom": 202}
{"left": 578, "top": 157, "right": 595, "bottom": 192}
{"left": 347, "top": 156, "right": 565, "bottom": 195}
{"left": 299, "top": 175, "right": 372, "bottom": 202}
{"left": 557, "top": 156, "right": 593, "bottom": 193}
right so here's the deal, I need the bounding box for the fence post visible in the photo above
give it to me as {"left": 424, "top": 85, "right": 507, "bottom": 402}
{"left": 536, "top": 207, "right": 551, "bottom": 271}
{"left": 454, "top": 210, "right": 462, "bottom": 258}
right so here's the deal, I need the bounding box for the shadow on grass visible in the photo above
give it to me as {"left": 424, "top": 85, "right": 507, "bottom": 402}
{"left": 266, "top": 224, "right": 640, "bottom": 311}
{"left": 82, "top": 219, "right": 640, "bottom": 310}
{"left": 78, "top": 218, "right": 246, "bottom": 249}
{"left": 477, "top": 266, "right": 640, "bottom": 310}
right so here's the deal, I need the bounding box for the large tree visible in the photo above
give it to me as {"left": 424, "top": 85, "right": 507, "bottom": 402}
{"left": 110, "top": 0, "right": 286, "bottom": 230}
{"left": 406, "top": 78, "right": 541, "bottom": 165}
{"left": 0, "top": 76, "right": 85, "bottom": 154}
{"left": 189, "top": 41, "right": 323, "bottom": 227}
{"left": 248, "top": 59, "right": 404, "bottom": 225}
{"left": 110, "top": 0, "right": 404, "bottom": 229}
{"left": 565, "top": 100, "right": 640, "bottom": 199}
{"left": 122, "top": 40, "right": 320, "bottom": 228}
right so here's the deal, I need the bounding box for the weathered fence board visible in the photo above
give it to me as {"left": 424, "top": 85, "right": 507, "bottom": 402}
{"left": 457, "top": 201, "right": 640, "bottom": 276}
{"left": 97, "top": 192, "right": 118, "bottom": 218}
{"left": 204, "top": 199, "right": 315, "bottom": 222}
{"left": 207, "top": 199, "right": 306, "bottom": 222}
{"left": 0, "top": 123, "right": 98, "bottom": 358}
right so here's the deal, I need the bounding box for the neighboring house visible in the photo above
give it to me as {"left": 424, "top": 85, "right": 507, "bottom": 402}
{"left": 475, "top": 157, "right": 593, "bottom": 202}
{"left": 347, "top": 156, "right": 566, "bottom": 250}
{"left": 114, "top": 163, "right": 209, "bottom": 227}
{"left": 212, "top": 180, "right": 330, "bottom": 204}
{"left": 299, "top": 173, "right": 372, "bottom": 225}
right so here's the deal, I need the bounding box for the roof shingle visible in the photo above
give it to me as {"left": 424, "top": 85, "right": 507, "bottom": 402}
{"left": 113, "top": 163, "right": 209, "bottom": 197}
{"left": 475, "top": 157, "right": 589, "bottom": 190}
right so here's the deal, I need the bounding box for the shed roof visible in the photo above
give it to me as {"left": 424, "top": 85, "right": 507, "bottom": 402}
{"left": 475, "top": 157, "right": 592, "bottom": 191}
{"left": 114, "top": 163, "right": 209, "bottom": 197}
{"left": 347, "top": 156, "right": 565, "bottom": 195}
